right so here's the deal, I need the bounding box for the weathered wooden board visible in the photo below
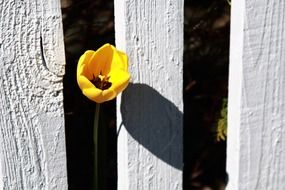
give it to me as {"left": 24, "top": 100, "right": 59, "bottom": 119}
{"left": 227, "top": 0, "right": 285, "bottom": 189}
{"left": 0, "top": 0, "right": 67, "bottom": 189}
{"left": 115, "top": 0, "right": 184, "bottom": 189}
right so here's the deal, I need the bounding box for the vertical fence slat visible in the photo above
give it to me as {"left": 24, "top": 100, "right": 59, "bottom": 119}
{"left": 115, "top": 0, "right": 184, "bottom": 189}
{"left": 228, "top": 0, "right": 285, "bottom": 189}
{"left": 0, "top": 0, "right": 67, "bottom": 189}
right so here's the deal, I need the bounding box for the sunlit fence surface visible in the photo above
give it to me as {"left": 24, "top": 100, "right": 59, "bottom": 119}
{"left": 1, "top": 0, "right": 285, "bottom": 190}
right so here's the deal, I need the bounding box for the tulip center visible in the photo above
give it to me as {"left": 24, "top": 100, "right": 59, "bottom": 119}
{"left": 91, "top": 72, "right": 112, "bottom": 90}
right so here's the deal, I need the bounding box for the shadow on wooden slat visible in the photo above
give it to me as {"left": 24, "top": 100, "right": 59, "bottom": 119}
{"left": 120, "top": 83, "right": 183, "bottom": 170}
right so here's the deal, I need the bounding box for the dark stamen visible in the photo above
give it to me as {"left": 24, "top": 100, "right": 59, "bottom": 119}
{"left": 91, "top": 74, "right": 112, "bottom": 90}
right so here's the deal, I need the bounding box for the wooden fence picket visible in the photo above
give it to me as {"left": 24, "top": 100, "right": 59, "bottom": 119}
{"left": 0, "top": 0, "right": 67, "bottom": 189}
{"left": 115, "top": 0, "right": 184, "bottom": 189}
{"left": 227, "top": 0, "right": 285, "bottom": 189}
{"left": 5, "top": 0, "right": 285, "bottom": 189}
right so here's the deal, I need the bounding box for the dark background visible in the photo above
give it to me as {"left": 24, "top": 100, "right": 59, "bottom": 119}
{"left": 183, "top": 0, "right": 229, "bottom": 189}
{"left": 61, "top": 0, "right": 230, "bottom": 189}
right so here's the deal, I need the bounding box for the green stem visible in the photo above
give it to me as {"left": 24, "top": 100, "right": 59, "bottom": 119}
{"left": 93, "top": 103, "right": 100, "bottom": 190}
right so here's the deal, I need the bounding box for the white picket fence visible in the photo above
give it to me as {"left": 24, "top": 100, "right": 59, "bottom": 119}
{"left": 227, "top": 0, "right": 285, "bottom": 189}
{"left": 0, "top": 0, "right": 284, "bottom": 189}
{"left": 0, "top": 0, "right": 67, "bottom": 189}
{"left": 115, "top": 0, "right": 183, "bottom": 189}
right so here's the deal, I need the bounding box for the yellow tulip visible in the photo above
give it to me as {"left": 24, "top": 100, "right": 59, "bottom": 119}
{"left": 77, "top": 44, "right": 130, "bottom": 103}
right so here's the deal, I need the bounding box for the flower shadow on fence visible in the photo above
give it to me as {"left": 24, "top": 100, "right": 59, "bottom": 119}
{"left": 119, "top": 83, "right": 183, "bottom": 170}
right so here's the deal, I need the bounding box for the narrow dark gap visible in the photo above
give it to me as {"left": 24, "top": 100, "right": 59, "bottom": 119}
{"left": 183, "top": 0, "right": 230, "bottom": 190}
{"left": 61, "top": 0, "right": 117, "bottom": 189}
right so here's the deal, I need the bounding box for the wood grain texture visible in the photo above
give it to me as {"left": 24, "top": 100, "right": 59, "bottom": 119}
{"left": 227, "top": 0, "right": 285, "bottom": 189}
{"left": 0, "top": 0, "right": 67, "bottom": 189}
{"left": 115, "top": 0, "right": 183, "bottom": 189}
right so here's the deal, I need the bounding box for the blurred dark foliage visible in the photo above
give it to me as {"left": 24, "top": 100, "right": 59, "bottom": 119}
{"left": 61, "top": 0, "right": 230, "bottom": 189}
{"left": 184, "top": 0, "right": 230, "bottom": 189}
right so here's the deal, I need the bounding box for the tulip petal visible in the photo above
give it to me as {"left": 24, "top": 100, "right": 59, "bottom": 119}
{"left": 83, "top": 88, "right": 117, "bottom": 103}
{"left": 86, "top": 44, "right": 113, "bottom": 76}
{"left": 77, "top": 75, "right": 95, "bottom": 90}
{"left": 77, "top": 44, "right": 130, "bottom": 103}
{"left": 108, "top": 69, "right": 131, "bottom": 94}
{"left": 109, "top": 48, "right": 129, "bottom": 72}
{"left": 101, "top": 89, "right": 117, "bottom": 102}
{"left": 82, "top": 87, "right": 102, "bottom": 102}
{"left": 117, "top": 50, "right": 128, "bottom": 70}
{"left": 77, "top": 51, "right": 94, "bottom": 80}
